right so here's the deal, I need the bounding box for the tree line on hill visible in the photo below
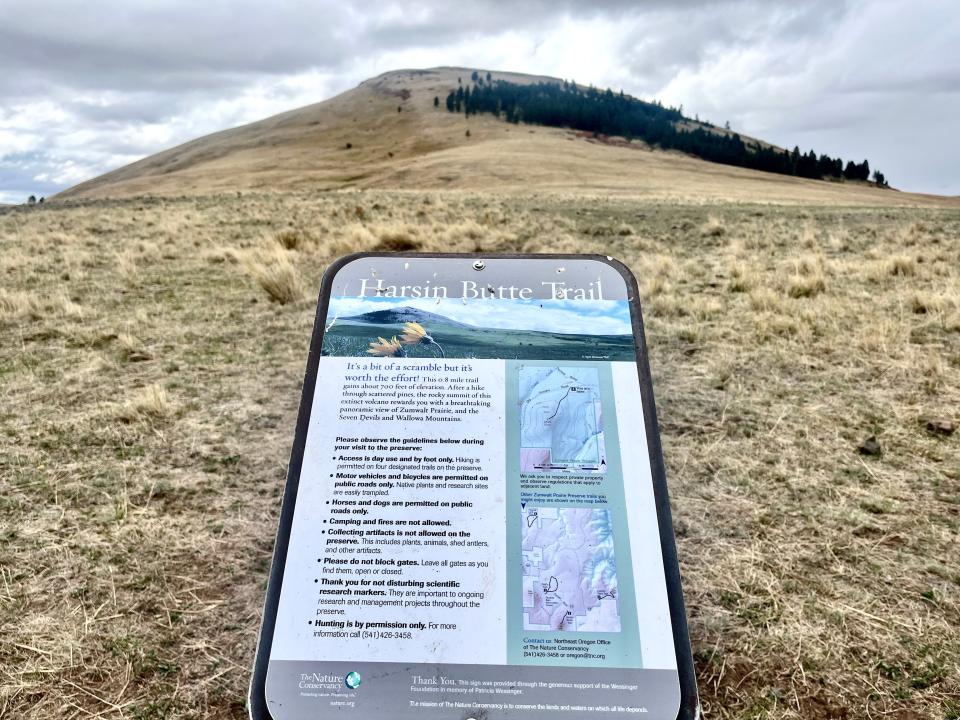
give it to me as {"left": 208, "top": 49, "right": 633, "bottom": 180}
{"left": 440, "top": 73, "right": 888, "bottom": 187}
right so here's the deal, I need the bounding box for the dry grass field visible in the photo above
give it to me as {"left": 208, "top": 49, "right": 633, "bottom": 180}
{"left": 1, "top": 191, "right": 957, "bottom": 719}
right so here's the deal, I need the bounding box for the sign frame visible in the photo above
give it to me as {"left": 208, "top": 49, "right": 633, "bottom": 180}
{"left": 248, "top": 252, "right": 699, "bottom": 720}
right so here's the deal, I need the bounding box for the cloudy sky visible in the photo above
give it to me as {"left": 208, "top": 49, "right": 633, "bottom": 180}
{"left": 2, "top": 0, "right": 958, "bottom": 203}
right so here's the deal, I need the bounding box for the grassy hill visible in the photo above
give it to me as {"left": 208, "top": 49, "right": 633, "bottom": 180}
{"left": 55, "top": 67, "right": 957, "bottom": 207}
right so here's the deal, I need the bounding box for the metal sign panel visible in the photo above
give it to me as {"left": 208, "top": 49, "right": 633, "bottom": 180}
{"left": 250, "top": 254, "right": 698, "bottom": 720}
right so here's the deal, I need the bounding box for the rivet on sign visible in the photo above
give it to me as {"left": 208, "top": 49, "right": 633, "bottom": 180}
{"left": 473, "top": 260, "right": 485, "bottom": 271}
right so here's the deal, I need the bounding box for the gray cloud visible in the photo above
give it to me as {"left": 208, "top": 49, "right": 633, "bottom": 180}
{"left": 1, "top": 0, "right": 957, "bottom": 202}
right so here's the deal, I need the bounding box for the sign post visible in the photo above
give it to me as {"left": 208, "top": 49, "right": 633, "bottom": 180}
{"left": 249, "top": 254, "right": 698, "bottom": 720}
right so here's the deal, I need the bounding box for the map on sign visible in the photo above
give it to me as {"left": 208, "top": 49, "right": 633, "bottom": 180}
{"left": 521, "top": 507, "right": 621, "bottom": 633}
{"left": 519, "top": 366, "right": 606, "bottom": 473}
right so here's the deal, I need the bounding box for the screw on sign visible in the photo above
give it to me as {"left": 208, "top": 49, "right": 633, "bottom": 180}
{"left": 248, "top": 254, "right": 699, "bottom": 720}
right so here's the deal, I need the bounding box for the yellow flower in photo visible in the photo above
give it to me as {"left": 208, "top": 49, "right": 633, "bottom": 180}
{"left": 367, "top": 336, "right": 404, "bottom": 357}
{"left": 399, "top": 321, "right": 445, "bottom": 357}
{"left": 400, "top": 321, "right": 427, "bottom": 345}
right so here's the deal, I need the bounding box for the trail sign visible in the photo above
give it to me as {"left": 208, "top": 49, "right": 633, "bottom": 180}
{"left": 249, "top": 254, "right": 698, "bottom": 720}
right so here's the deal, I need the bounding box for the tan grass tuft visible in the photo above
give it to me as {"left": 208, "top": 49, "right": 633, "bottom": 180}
{"left": 116, "top": 251, "right": 139, "bottom": 287}
{"left": 787, "top": 255, "right": 827, "bottom": 298}
{"left": 638, "top": 253, "right": 677, "bottom": 280}
{"left": 910, "top": 291, "right": 944, "bottom": 315}
{"left": 318, "top": 224, "right": 380, "bottom": 258}
{"left": 648, "top": 292, "right": 683, "bottom": 318}
{"left": 243, "top": 245, "right": 304, "bottom": 304}
{"left": 203, "top": 246, "right": 241, "bottom": 264}
{"left": 794, "top": 253, "right": 824, "bottom": 276}
{"left": 372, "top": 224, "right": 420, "bottom": 252}
{"left": 136, "top": 240, "right": 162, "bottom": 262}
{"left": 0, "top": 290, "right": 81, "bottom": 323}
{"left": 274, "top": 227, "right": 312, "bottom": 251}
{"left": 886, "top": 254, "right": 917, "bottom": 277}
{"left": 688, "top": 296, "right": 723, "bottom": 320}
{"left": 908, "top": 288, "right": 959, "bottom": 328}
{"left": 787, "top": 273, "right": 826, "bottom": 298}
{"left": 755, "top": 312, "right": 801, "bottom": 339}
{"left": 115, "top": 383, "right": 172, "bottom": 422}
{"left": 0, "top": 289, "right": 42, "bottom": 321}
{"left": 116, "top": 333, "right": 152, "bottom": 362}
{"left": 728, "top": 261, "right": 757, "bottom": 293}
{"left": 800, "top": 222, "right": 819, "bottom": 249}
{"left": 641, "top": 275, "right": 669, "bottom": 298}
{"left": 748, "top": 287, "right": 782, "bottom": 312}
{"left": 445, "top": 219, "right": 486, "bottom": 241}
{"left": 922, "top": 349, "right": 946, "bottom": 393}
{"left": 701, "top": 216, "right": 725, "bottom": 237}
{"left": 374, "top": 236, "right": 421, "bottom": 252}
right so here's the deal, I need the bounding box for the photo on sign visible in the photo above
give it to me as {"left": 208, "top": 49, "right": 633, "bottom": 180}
{"left": 321, "top": 296, "right": 635, "bottom": 361}
{"left": 521, "top": 507, "right": 621, "bottom": 632}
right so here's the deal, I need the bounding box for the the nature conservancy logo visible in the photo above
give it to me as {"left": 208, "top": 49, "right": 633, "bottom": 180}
{"left": 344, "top": 671, "right": 362, "bottom": 689}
